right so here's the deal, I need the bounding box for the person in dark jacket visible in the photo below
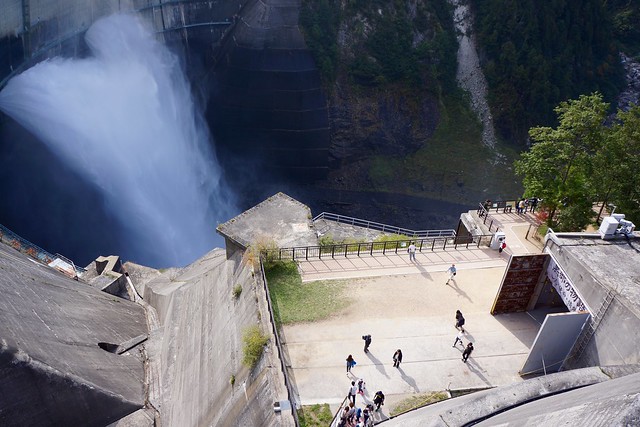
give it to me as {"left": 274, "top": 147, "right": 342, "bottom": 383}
{"left": 373, "top": 390, "right": 385, "bottom": 411}
{"left": 455, "top": 310, "right": 466, "bottom": 332}
{"left": 392, "top": 349, "right": 403, "bottom": 368}
{"left": 363, "top": 334, "right": 372, "bottom": 353}
{"left": 462, "top": 342, "right": 474, "bottom": 363}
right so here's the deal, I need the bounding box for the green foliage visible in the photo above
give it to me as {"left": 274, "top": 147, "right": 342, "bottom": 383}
{"left": 298, "top": 404, "right": 333, "bottom": 427}
{"left": 516, "top": 94, "right": 640, "bottom": 230}
{"left": 233, "top": 284, "right": 242, "bottom": 299}
{"left": 242, "top": 325, "right": 269, "bottom": 368}
{"left": 300, "top": 0, "right": 457, "bottom": 95}
{"left": 515, "top": 93, "right": 608, "bottom": 229}
{"left": 264, "top": 261, "right": 349, "bottom": 325}
{"left": 596, "top": 106, "right": 640, "bottom": 222}
{"left": 300, "top": 0, "right": 341, "bottom": 83}
{"left": 474, "top": 0, "right": 624, "bottom": 143}
{"left": 608, "top": 0, "right": 640, "bottom": 56}
{"left": 390, "top": 392, "right": 449, "bottom": 416}
{"left": 230, "top": 374, "right": 236, "bottom": 386}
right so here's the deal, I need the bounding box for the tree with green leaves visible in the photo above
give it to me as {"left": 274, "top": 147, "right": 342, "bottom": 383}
{"left": 594, "top": 105, "right": 640, "bottom": 223}
{"left": 515, "top": 93, "right": 608, "bottom": 230}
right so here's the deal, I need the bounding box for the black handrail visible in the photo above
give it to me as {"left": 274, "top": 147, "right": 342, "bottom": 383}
{"left": 263, "top": 235, "right": 494, "bottom": 262}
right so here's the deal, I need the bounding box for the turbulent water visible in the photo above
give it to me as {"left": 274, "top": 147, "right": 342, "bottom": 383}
{"left": 0, "top": 14, "right": 235, "bottom": 267}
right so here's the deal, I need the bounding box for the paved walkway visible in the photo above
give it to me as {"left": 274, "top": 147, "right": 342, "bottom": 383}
{"left": 283, "top": 211, "right": 545, "bottom": 420}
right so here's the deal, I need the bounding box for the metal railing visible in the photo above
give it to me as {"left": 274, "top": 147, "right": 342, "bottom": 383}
{"left": 477, "top": 203, "right": 507, "bottom": 233}
{"left": 0, "top": 223, "right": 55, "bottom": 264}
{"left": 259, "top": 261, "right": 300, "bottom": 426}
{"left": 264, "top": 235, "right": 493, "bottom": 262}
{"left": 329, "top": 395, "right": 350, "bottom": 427}
{"left": 313, "top": 212, "right": 455, "bottom": 238}
{"left": 0, "top": 223, "right": 85, "bottom": 275}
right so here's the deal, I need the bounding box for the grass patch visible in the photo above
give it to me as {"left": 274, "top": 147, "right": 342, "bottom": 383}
{"left": 298, "top": 403, "right": 333, "bottom": 427}
{"left": 537, "top": 224, "right": 549, "bottom": 236}
{"left": 242, "top": 325, "right": 269, "bottom": 368}
{"left": 265, "top": 261, "right": 349, "bottom": 325}
{"left": 390, "top": 392, "right": 449, "bottom": 416}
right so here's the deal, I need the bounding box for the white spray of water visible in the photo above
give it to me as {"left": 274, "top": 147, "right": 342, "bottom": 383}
{"left": 0, "top": 14, "right": 235, "bottom": 267}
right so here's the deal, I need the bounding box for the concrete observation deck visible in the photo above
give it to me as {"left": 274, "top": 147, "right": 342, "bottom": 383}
{"left": 278, "top": 207, "right": 549, "bottom": 421}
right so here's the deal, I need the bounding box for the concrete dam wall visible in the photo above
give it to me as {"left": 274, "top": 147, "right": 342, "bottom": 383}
{"left": 141, "top": 249, "right": 293, "bottom": 426}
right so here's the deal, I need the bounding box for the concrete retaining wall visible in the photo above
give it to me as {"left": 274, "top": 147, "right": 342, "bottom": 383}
{"left": 144, "top": 248, "right": 293, "bottom": 427}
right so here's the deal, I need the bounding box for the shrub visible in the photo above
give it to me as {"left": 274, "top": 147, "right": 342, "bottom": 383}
{"left": 242, "top": 325, "right": 269, "bottom": 368}
{"left": 233, "top": 284, "right": 243, "bottom": 299}
{"left": 243, "top": 236, "right": 279, "bottom": 269}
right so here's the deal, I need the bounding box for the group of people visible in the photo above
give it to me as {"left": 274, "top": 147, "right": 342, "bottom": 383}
{"left": 453, "top": 310, "right": 474, "bottom": 362}
{"left": 340, "top": 310, "right": 476, "bottom": 424}
{"left": 516, "top": 197, "right": 539, "bottom": 214}
{"left": 338, "top": 390, "right": 385, "bottom": 427}
{"left": 340, "top": 335, "right": 397, "bottom": 425}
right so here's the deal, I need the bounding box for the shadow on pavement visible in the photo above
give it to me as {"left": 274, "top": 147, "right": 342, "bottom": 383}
{"left": 366, "top": 351, "right": 390, "bottom": 378}
{"left": 397, "top": 366, "right": 420, "bottom": 392}
{"left": 415, "top": 262, "right": 432, "bottom": 281}
{"left": 446, "top": 279, "right": 473, "bottom": 303}
{"left": 465, "top": 358, "right": 493, "bottom": 387}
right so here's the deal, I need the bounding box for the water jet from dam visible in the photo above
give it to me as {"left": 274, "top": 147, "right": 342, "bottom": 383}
{"left": 0, "top": 14, "right": 234, "bottom": 267}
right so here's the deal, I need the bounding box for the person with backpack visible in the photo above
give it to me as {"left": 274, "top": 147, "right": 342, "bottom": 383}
{"left": 346, "top": 354, "right": 356, "bottom": 374}
{"left": 373, "top": 390, "right": 385, "bottom": 411}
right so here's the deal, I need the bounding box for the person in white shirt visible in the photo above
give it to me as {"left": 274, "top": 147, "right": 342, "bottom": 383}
{"left": 408, "top": 243, "right": 417, "bottom": 261}
{"left": 446, "top": 264, "right": 457, "bottom": 284}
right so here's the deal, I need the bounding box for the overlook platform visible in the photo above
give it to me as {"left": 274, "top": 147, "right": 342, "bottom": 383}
{"left": 281, "top": 208, "right": 547, "bottom": 421}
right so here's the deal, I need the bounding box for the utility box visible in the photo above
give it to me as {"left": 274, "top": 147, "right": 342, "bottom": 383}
{"left": 491, "top": 232, "right": 506, "bottom": 249}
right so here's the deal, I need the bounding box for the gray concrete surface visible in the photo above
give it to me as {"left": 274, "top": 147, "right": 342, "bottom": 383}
{"left": 284, "top": 259, "right": 540, "bottom": 417}
{"left": 143, "top": 248, "right": 294, "bottom": 427}
{"left": 217, "top": 192, "right": 320, "bottom": 250}
{"left": 384, "top": 366, "right": 640, "bottom": 426}
{"left": 545, "top": 233, "right": 640, "bottom": 370}
{"left": 0, "top": 242, "right": 147, "bottom": 426}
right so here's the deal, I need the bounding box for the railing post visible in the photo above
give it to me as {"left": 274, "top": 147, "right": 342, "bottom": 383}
{"left": 431, "top": 239, "right": 436, "bottom": 251}
{"left": 443, "top": 239, "right": 447, "bottom": 250}
{"left": 331, "top": 245, "right": 335, "bottom": 258}
{"left": 419, "top": 239, "right": 424, "bottom": 251}
{"left": 306, "top": 246, "right": 309, "bottom": 260}
{"left": 370, "top": 243, "right": 373, "bottom": 256}
{"left": 357, "top": 243, "right": 361, "bottom": 256}
{"left": 383, "top": 241, "right": 387, "bottom": 255}
{"left": 344, "top": 244, "right": 348, "bottom": 257}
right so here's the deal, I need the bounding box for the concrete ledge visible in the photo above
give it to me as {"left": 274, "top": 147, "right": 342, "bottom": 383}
{"left": 384, "top": 367, "right": 615, "bottom": 426}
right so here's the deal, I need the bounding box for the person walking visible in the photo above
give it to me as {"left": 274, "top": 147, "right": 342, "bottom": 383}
{"left": 453, "top": 330, "right": 465, "bottom": 347}
{"left": 392, "top": 349, "right": 403, "bottom": 368}
{"left": 530, "top": 197, "right": 539, "bottom": 213}
{"left": 462, "top": 342, "right": 474, "bottom": 363}
{"left": 346, "top": 354, "right": 355, "bottom": 374}
{"left": 408, "top": 242, "right": 417, "bottom": 261}
{"left": 363, "top": 334, "right": 372, "bottom": 353}
{"left": 446, "top": 264, "right": 457, "bottom": 284}
{"left": 348, "top": 381, "right": 358, "bottom": 405}
{"left": 455, "top": 310, "right": 466, "bottom": 332}
{"left": 373, "top": 390, "right": 385, "bottom": 411}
